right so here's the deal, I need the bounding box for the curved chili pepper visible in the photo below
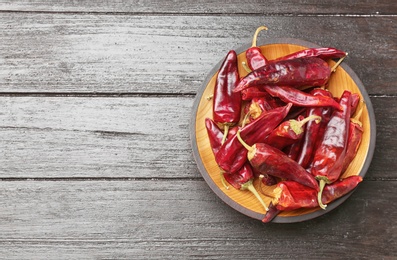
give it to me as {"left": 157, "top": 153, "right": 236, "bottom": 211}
{"left": 215, "top": 103, "right": 292, "bottom": 173}
{"left": 236, "top": 131, "right": 319, "bottom": 191}
{"left": 311, "top": 90, "right": 352, "bottom": 209}
{"left": 262, "top": 85, "right": 343, "bottom": 111}
{"left": 213, "top": 50, "right": 242, "bottom": 144}
{"left": 269, "top": 175, "right": 363, "bottom": 212}
{"left": 224, "top": 163, "right": 269, "bottom": 211}
{"left": 233, "top": 57, "right": 331, "bottom": 93}
{"left": 342, "top": 103, "right": 364, "bottom": 173}
{"left": 265, "top": 114, "right": 321, "bottom": 151}
{"left": 245, "top": 26, "right": 269, "bottom": 70}
{"left": 205, "top": 118, "right": 225, "bottom": 156}
{"left": 273, "top": 47, "right": 347, "bottom": 62}
{"left": 295, "top": 88, "right": 334, "bottom": 168}
{"left": 262, "top": 176, "right": 363, "bottom": 222}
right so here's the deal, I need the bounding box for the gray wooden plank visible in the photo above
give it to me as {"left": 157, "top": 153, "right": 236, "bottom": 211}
{"left": 0, "top": 96, "right": 197, "bottom": 178}
{"left": 0, "top": 180, "right": 394, "bottom": 259}
{"left": 1, "top": 0, "right": 396, "bottom": 14}
{"left": 0, "top": 13, "right": 395, "bottom": 95}
{"left": 0, "top": 96, "right": 394, "bottom": 179}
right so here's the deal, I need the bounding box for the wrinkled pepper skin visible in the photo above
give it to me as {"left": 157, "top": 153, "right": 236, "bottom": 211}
{"left": 274, "top": 176, "right": 363, "bottom": 211}
{"left": 262, "top": 175, "right": 363, "bottom": 222}
{"left": 205, "top": 118, "right": 225, "bottom": 156}
{"left": 248, "top": 143, "right": 319, "bottom": 191}
{"left": 215, "top": 103, "right": 292, "bottom": 173}
{"left": 233, "top": 57, "right": 331, "bottom": 92}
{"left": 341, "top": 120, "right": 363, "bottom": 173}
{"left": 223, "top": 163, "right": 254, "bottom": 190}
{"left": 213, "top": 50, "right": 242, "bottom": 129}
{"left": 296, "top": 88, "right": 334, "bottom": 169}
{"left": 311, "top": 90, "right": 353, "bottom": 184}
{"left": 263, "top": 85, "right": 342, "bottom": 111}
{"left": 273, "top": 47, "right": 346, "bottom": 62}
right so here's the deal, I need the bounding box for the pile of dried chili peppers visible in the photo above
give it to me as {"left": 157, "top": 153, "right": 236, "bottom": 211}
{"left": 205, "top": 26, "right": 365, "bottom": 222}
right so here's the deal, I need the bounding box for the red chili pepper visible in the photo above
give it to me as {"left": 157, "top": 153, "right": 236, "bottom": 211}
{"left": 350, "top": 93, "right": 360, "bottom": 116}
{"left": 295, "top": 88, "right": 334, "bottom": 168}
{"left": 265, "top": 114, "right": 321, "bottom": 151}
{"left": 266, "top": 175, "right": 363, "bottom": 214}
{"left": 215, "top": 103, "right": 292, "bottom": 173}
{"left": 224, "top": 163, "right": 269, "bottom": 211}
{"left": 236, "top": 131, "right": 319, "bottom": 191}
{"left": 262, "top": 85, "right": 343, "bottom": 111}
{"left": 213, "top": 50, "right": 242, "bottom": 144}
{"left": 311, "top": 90, "right": 352, "bottom": 209}
{"left": 273, "top": 47, "right": 347, "bottom": 62}
{"left": 245, "top": 26, "right": 269, "bottom": 70}
{"left": 342, "top": 103, "right": 364, "bottom": 173}
{"left": 233, "top": 57, "right": 331, "bottom": 93}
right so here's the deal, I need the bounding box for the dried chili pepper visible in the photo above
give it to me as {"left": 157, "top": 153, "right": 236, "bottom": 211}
{"left": 265, "top": 114, "right": 321, "bottom": 151}
{"left": 215, "top": 103, "right": 292, "bottom": 173}
{"left": 262, "top": 85, "right": 343, "bottom": 111}
{"left": 213, "top": 50, "right": 242, "bottom": 144}
{"left": 311, "top": 90, "right": 352, "bottom": 209}
{"left": 262, "top": 175, "right": 363, "bottom": 222}
{"left": 245, "top": 26, "right": 269, "bottom": 70}
{"left": 342, "top": 103, "right": 364, "bottom": 173}
{"left": 295, "top": 88, "right": 334, "bottom": 168}
{"left": 224, "top": 163, "right": 269, "bottom": 211}
{"left": 236, "top": 131, "right": 319, "bottom": 191}
{"left": 205, "top": 118, "right": 225, "bottom": 156}
{"left": 233, "top": 57, "right": 331, "bottom": 93}
{"left": 273, "top": 47, "right": 347, "bottom": 62}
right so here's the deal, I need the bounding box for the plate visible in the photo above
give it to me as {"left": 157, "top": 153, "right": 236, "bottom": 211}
{"left": 190, "top": 38, "right": 376, "bottom": 223}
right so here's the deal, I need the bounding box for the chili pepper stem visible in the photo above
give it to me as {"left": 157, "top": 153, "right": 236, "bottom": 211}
{"left": 220, "top": 170, "right": 229, "bottom": 190}
{"left": 206, "top": 94, "right": 213, "bottom": 101}
{"left": 259, "top": 175, "right": 276, "bottom": 198}
{"left": 221, "top": 124, "right": 229, "bottom": 145}
{"left": 252, "top": 26, "right": 268, "bottom": 47}
{"left": 331, "top": 53, "right": 348, "bottom": 72}
{"left": 317, "top": 179, "right": 328, "bottom": 209}
{"left": 241, "top": 61, "right": 252, "bottom": 73}
{"left": 236, "top": 130, "right": 254, "bottom": 152}
{"left": 241, "top": 179, "right": 269, "bottom": 211}
{"left": 290, "top": 115, "right": 322, "bottom": 135}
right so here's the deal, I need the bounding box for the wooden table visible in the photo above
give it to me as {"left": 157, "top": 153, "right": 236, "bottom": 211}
{"left": 0, "top": 1, "right": 395, "bottom": 259}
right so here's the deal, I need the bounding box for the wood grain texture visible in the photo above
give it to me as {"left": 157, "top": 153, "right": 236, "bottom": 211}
{"left": 0, "top": 13, "right": 395, "bottom": 94}
{"left": 0, "top": 180, "right": 395, "bottom": 259}
{"left": 1, "top": 0, "right": 396, "bottom": 14}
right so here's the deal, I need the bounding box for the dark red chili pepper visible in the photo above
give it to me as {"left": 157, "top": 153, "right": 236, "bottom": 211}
{"left": 262, "top": 85, "right": 343, "bottom": 111}
{"left": 268, "top": 175, "right": 363, "bottom": 213}
{"left": 311, "top": 90, "right": 352, "bottom": 209}
{"left": 273, "top": 47, "right": 347, "bottom": 62}
{"left": 295, "top": 88, "right": 334, "bottom": 168}
{"left": 213, "top": 50, "right": 242, "bottom": 144}
{"left": 215, "top": 103, "right": 292, "bottom": 173}
{"left": 342, "top": 104, "right": 364, "bottom": 173}
{"left": 285, "top": 136, "right": 304, "bottom": 161}
{"left": 205, "top": 118, "right": 225, "bottom": 156}
{"left": 265, "top": 114, "right": 321, "bottom": 151}
{"left": 233, "top": 57, "right": 331, "bottom": 93}
{"left": 224, "top": 163, "right": 269, "bottom": 211}
{"left": 245, "top": 26, "right": 269, "bottom": 71}
{"left": 236, "top": 131, "right": 319, "bottom": 191}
